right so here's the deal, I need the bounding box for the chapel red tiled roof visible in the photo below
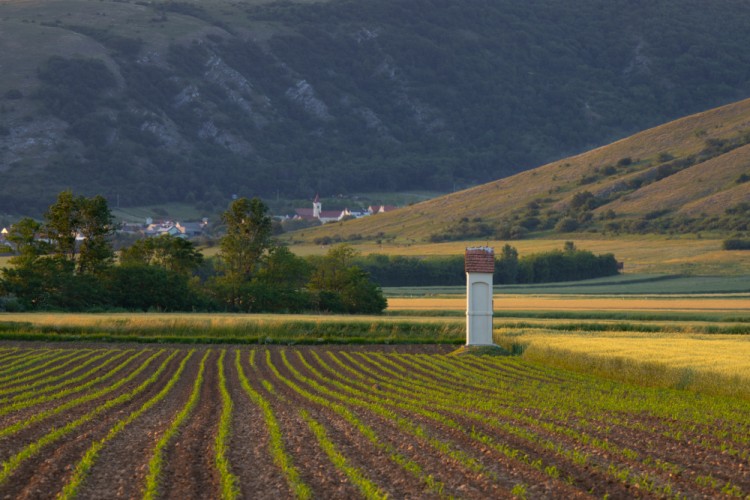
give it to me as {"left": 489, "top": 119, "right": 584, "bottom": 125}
{"left": 465, "top": 247, "right": 495, "bottom": 273}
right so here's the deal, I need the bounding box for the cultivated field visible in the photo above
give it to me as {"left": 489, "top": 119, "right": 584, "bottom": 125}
{"left": 1, "top": 344, "right": 749, "bottom": 499}
{"left": 389, "top": 295, "right": 750, "bottom": 313}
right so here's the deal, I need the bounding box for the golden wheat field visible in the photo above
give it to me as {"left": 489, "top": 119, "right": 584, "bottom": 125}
{"left": 505, "top": 331, "right": 750, "bottom": 375}
{"left": 388, "top": 295, "right": 750, "bottom": 312}
{"left": 499, "top": 331, "right": 750, "bottom": 398}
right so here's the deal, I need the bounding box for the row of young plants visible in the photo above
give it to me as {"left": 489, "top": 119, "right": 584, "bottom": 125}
{"left": 0, "top": 347, "right": 307, "bottom": 499}
{"left": 1, "top": 346, "right": 749, "bottom": 498}
{"left": 280, "top": 350, "right": 581, "bottom": 495}
{"left": 257, "top": 349, "right": 453, "bottom": 498}
{"left": 257, "top": 348, "right": 750, "bottom": 498}
{"left": 351, "top": 352, "right": 677, "bottom": 494}
{"left": 0, "top": 349, "right": 182, "bottom": 485}
{"left": 0, "top": 349, "right": 114, "bottom": 397}
{"left": 0, "top": 350, "right": 134, "bottom": 408}
{"left": 382, "top": 352, "right": 750, "bottom": 496}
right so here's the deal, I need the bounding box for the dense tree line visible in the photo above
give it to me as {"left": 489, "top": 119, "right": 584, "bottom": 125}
{"left": 357, "top": 243, "right": 619, "bottom": 287}
{"left": 0, "top": 193, "right": 386, "bottom": 314}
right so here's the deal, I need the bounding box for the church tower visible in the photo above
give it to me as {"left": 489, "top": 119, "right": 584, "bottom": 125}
{"left": 312, "top": 193, "right": 322, "bottom": 219}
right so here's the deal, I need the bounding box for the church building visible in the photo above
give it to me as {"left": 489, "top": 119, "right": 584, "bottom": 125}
{"left": 294, "top": 194, "right": 347, "bottom": 223}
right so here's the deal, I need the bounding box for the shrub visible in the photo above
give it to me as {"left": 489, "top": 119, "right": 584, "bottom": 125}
{"left": 555, "top": 217, "right": 579, "bottom": 232}
{"left": 722, "top": 239, "right": 750, "bottom": 250}
{"left": 616, "top": 157, "right": 632, "bottom": 166}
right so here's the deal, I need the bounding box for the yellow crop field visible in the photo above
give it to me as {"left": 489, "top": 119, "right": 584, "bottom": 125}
{"left": 388, "top": 295, "right": 750, "bottom": 312}
{"left": 500, "top": 331, "right": 750, "bottom": 398}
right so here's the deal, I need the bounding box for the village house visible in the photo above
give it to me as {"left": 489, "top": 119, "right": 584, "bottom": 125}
{"left": 139, "top": 218, "right": 209, "bottom": 239}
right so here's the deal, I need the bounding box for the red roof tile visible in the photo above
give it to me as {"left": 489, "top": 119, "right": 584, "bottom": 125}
{"left": 465, "top": 247, "right": 495, "bottom": 273}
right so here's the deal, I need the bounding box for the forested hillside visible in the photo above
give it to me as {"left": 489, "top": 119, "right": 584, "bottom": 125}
{"left": 2, "top": 0, "right": 750, "bottom": 213}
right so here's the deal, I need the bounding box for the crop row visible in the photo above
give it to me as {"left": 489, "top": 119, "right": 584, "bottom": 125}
{"left": 0, "top": 344, "right": 748, "bottom": 498}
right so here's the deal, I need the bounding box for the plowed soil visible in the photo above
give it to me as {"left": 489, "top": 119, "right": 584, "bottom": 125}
{"left": 0, "top": 341, "right": 749, "bottom": 499}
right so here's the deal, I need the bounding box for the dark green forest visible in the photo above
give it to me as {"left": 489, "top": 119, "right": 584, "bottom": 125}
{"left": 2, "top": 0, "right": 750, "bottom": 212}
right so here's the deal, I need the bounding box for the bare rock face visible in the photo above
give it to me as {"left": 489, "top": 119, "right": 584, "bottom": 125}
{"left": 285, "top": 80, "right": 332, "bottom": 121}
{"left": 0, "top": 118, "right": 69, "bottom": 172}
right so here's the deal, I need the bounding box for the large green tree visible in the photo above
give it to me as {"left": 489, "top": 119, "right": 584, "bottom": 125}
{"left": 44, "top": 190, "right": 116, "bottom": 275}
{"left": 249, "top": 246, "right": 313, "bottom": 312}
{"left": 1, "top": 218, "right": 50, "bottom": 267}
{"left": 1, "top": 192, "right": 115, "bottom": 309}
{"left": 214, "top": 197, "right": 274, "bottom": 309}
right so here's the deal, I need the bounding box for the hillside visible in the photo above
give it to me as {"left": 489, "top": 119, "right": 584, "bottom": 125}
{"left": 3, "top": 0, "right": 750, "bottom": 214}
{"left": 291, "top": 97, "right": 750, "bottom": 243}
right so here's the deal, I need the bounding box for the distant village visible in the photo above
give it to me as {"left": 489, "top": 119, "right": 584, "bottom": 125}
{"left": 0, "top": 195, "right": 398, "bottom": 250}
{"left": 288, "top": 194, "right": 397, "bottom": 224}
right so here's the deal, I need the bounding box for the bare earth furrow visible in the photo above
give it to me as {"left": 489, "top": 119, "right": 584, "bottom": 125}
{"left": 260, "top": 350, "right": 442, "bottom": 499}
{"left": 254, "top": 349, "right": 366, "bottom": 499}
{"left": 277, "top": 348, "right": 515, "bottom": 498}
{"left": 0, "top": 350, "right": 186, "bottom": 499}
{"left": 304, "top": 349, "right": 583, "bottom": 498}
{"left": 0, "top": 350, "right": 153, "bottom": 428}
{"left": 73, "top": 350, "right": 200, "bottom": 499}
{"left": 158, "top": 350, "right": 222, "bottom": 499}
{"left": 0, "top": 350, "right": 168, "bottom": 458}
{"left": 226, "top": 348, "right": 291, "bottom": 499}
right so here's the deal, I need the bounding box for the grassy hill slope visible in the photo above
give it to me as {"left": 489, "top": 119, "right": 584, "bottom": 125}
{"left": 289, "top": 97, "right": 750, "bottom": 244}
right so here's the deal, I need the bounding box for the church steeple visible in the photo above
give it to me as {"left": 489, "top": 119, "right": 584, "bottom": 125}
{"left": 312, "top": 193, "right": 321, "bottom": 219}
